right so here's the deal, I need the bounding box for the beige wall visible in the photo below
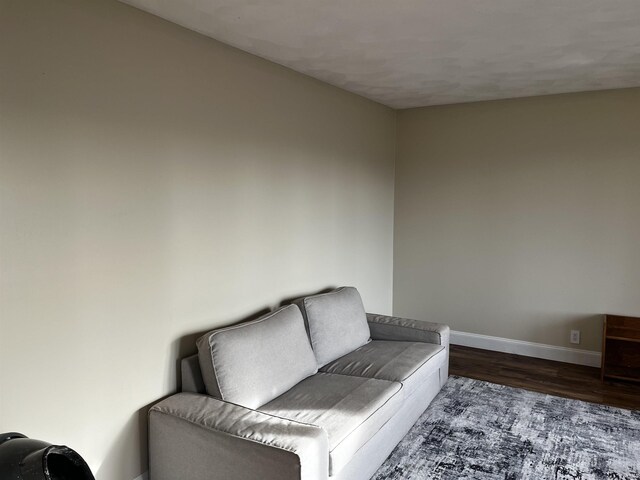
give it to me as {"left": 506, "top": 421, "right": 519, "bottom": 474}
{"left": 3, "top": 0, "right": 639, "bottom": 476}
{"left": 0, "top": 1, "right": 396, "bottom": 478}
{"left": 394, "top": 88, "right": 640, "bottom": 352}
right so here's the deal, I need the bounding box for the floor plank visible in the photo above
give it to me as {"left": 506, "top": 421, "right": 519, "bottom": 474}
{"left": 449, "top": 344, "right": 640, "bottom": 410}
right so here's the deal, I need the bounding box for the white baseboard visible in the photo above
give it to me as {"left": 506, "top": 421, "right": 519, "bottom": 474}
{"left": 133, "top": 473, "right": 148, "bottom": 480}
{"left": 450, "top": 330, "right": 601, "bottom": 368}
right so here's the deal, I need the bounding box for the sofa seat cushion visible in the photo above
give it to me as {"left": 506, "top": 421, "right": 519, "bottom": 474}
{"left": 320, "top": 340, "right": 445, "bottom": 398}
{"left": 259, "top": 372, "right": 402, "bottom": 476}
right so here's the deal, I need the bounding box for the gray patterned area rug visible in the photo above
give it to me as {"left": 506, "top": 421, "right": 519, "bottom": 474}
{"left": 373, "top": 376, "right": 640, "bottom": 480}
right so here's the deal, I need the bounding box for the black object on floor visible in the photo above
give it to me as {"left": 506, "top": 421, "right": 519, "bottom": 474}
{"left": 0, "top": 432, "right": 95, "bottom": 480}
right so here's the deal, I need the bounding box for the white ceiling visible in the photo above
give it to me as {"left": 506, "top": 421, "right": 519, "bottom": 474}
{"left": 122, "top": 0, "right": 640, "bottom": 108}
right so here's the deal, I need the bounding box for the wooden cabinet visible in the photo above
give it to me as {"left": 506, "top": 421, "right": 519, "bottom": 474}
{"left": 601, "top": 314, "right": 640, "bottom": 383}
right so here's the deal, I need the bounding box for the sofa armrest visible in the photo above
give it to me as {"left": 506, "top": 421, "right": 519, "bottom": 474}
{"left": 366, "top": 313, "right": 450, "bottom": 347}
{"left": 149, "top": 393, "right": 329, "bottom": 480}
{"left": 367, "top": 313, "right": 450, "bottom": 386}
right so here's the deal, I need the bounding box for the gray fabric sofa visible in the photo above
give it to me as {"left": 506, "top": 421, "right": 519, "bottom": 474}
{"left": 149, "top": 287, "right": 449, "bottom": 480}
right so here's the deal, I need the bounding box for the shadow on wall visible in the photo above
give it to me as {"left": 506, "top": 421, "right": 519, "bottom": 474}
{"left": 172, "top": 285, "right": 337, "bottom": 389}
{"left": 97, "top": 286, "right": 335, "bottom": 479}
{"left": 95, "top": 399, "right": 154, "bottom": 480}
{"left": 526, "top": 312, "right": 604, "bottom": 350}
{"left": 171, "top": 306, "right": 271, "bottom": 391}
{"left": 566, "top": 313, "right": 605, "bottom": 350}
{"left": 278, "top": 286, "right": 335, "bottom": 308}
{"left": 171, "top": 286, "right": 337, "bottom": 391}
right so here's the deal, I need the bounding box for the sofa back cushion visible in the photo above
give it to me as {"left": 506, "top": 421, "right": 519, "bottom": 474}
{"left": 295, "top": 287, "right": 371, "bottom": 368}
{"left": 196, "top": 305, "right": 318, "bottom": 409}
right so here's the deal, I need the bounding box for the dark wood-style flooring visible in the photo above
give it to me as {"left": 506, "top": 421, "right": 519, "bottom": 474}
{"left": 449, "top": 345, "right": 640, "bottom": 410}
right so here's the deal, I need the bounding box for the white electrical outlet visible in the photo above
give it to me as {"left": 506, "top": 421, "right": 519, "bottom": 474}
{"left": 570, "top": 330, "right": 581, "bottom": 344}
